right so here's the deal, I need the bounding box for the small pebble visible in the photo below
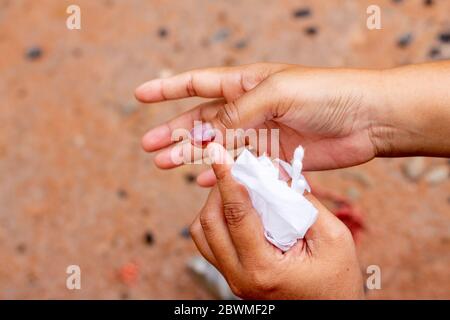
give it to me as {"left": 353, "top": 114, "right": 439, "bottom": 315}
{"left": 438, "top": 32, "right": 450, "bottom": 44}
{"left": 428, "top": 47, "right": 441, "bottom": 59}
{"left": 180, "top": 227, "right": 190, "bottom": 239}
{"left": 121, "top": 101, "right": 138, "bottom": 115}
{"left": 304, "top": 26, "right": 318, "bottom": 36}
{"left": 234, "top": 39, "right": 248, "bottom": 50}
{"left": 16, "top": 243, "right": 27, "bottom": 254}
{"left": 158, "top": 27, "right": 168, "bottom": 38}
{"left": 211, "top": 28, "right": 230, "bottom": 42}
{"left": 397, "top": 33, "right": 413, "bottom": 48}
{"left": 403, "top": 157, "right": 425, "bottom": 181}
{"left": 424, "top": 165, "right": 449, "bottom": 185}
{"left": 117, "top": 188, "right": 128, "bottom": 199}
{"left": 293, "top": 8, "right": 311, "bottom": 18}
{"left": 184, "top": 173, "right": 196, "bottom": 184}
{"left": 25, "top": 46, "right": 42, "bottom": 60}
{"left": 144, "top": 231, "right": 154, "bottom": 245}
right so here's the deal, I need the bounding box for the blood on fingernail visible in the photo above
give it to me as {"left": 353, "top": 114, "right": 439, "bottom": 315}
{"left": 190, "top": 123, "right": 216, "bottom": 147}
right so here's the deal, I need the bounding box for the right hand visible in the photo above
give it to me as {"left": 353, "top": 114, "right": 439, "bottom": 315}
{"left": 189, "top": 143, "right": 364, "bottom": 299}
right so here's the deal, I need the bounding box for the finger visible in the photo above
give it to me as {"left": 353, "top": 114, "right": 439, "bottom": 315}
{"left": 196, "top": 169, "right": 216, "bottom": 187}
{"left": 199, "top": 187, "right": 240, "bottom": 273}
{"left": 189, "top": 214, "right": 219, "bottom": 268}
{"left": 135, "top": 63, "right": 288, "bottom": 103}
{"left": 153, "top": 136, "right": 247, "bottom": 170}
{"left": 207, "top": 143, "right": 272, "bottom": 263}
{"left": 142, "top": 99, "right": 222, "bottom": 152}
{"left": 153, "top": 140, "right": 206, "bottom": 169}
{"left": 205, "top": 78, "right": 283, "bottom": 152}
{"left": 303, "top": 194, "right": 351, "bottom": 243}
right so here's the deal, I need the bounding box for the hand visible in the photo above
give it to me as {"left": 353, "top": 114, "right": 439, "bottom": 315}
{"left": 136, "top": 62, "right": 450, "bottom": 187}
{"left": 189, "top": 143, "right": 364, "bottom": 299}
{"left": 135, "top": 63, "right": 385, "bottom": 186}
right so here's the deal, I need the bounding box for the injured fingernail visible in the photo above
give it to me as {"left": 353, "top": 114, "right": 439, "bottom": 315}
{"left": 190, "top": 122, "right": 216, "bottom": 146}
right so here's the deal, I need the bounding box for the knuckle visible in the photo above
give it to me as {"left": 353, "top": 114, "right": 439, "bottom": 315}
{"left": 186, "top": 74, "right": 197, "bottom": 97}
{"left": 188, "top": 221, "right": 200, "bottom": 239}
{"left": 266, "top": 73, "right": 284, "bottom": 91}
{"left": 217, "top": 101, "right": 240, "bottom": 129}
{"left": 328, "top": 223, "right": 353, "bottom": 242}
{"left": 222, "top": 202, "right": 247, "bottom": 226}
{"left": 199, "top": 209, "right": 215, "bottom": 232}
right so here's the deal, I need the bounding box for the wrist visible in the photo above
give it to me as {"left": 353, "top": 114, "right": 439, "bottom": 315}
{"left": 368, "top": 65, "right": 450, "bottom": 157}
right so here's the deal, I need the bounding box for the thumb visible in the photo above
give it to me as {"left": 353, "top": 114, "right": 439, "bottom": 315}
{"left": 206, "top": 143, "right": 270, "bottom": 260}
{"left": 303, "top": 194, "right": 353, "bottom": 243}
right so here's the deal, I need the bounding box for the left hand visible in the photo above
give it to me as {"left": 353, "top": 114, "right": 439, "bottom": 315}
{"left": 189, "top": 143, "right": 364, "bottom": 299}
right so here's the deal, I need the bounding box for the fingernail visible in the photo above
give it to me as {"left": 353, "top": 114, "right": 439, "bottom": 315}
{"left": 207, "top": 143, "right": 222, "bottom": 164}
{"left": 190, "top": 122, "right": 216, "bottom": 146}
{"left": 207, "top": 143, "right": 234, "bottom": 165}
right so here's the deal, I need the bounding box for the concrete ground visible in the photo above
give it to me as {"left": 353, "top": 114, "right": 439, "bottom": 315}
{"left": 0, "top": 0, "right": 449, "bottom": 299}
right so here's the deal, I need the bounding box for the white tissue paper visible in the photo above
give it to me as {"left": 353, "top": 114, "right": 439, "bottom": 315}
{"left": 231, "top": 146, "right": 318, "bottom": 251}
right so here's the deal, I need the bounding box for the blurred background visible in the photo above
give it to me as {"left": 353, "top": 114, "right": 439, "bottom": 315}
{"left": 0, "top": 0, "right": 449, "bottom": 299}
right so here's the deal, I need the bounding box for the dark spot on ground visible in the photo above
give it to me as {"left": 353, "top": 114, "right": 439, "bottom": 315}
{"left": 211, "top": 28, "right": 230, "bottom": 42}
{"left": 180, "top": 227, "right": 190, "bottom": 238}
{"left": 397, "top": 33, "right": 413, "bottom": 48}
{"left": 158, "top": 27, "right": 168, "bottom": 38}
{"left": 292, "top": 8, "right": 311, "bottom": 18}
{"left": 184, "top": 173, "right": 196, "bottom": 184}
{"left": 117, "top": 188, "right": 128, "bottom": 199}
{"left": 25, "top": 46, "right": 42, "bottom": 60}
{"left": 304, "top": 26, "right": 318, "bottom": 36}
{"left": 144, "top": 231, "right": 154, "bottom": 246}
{"left": 428, "top": 47, "right": 441, "bottom": 59}
{"left": 438, "top": 32, "right": 450, "bottom": 43}
{"left": 16, "top": 243, "right": 27, "bottom": 254}
{"left": 234, "top": 39, "right": 248, "bottom": 49}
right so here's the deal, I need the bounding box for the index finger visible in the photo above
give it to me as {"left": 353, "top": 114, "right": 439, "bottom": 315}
{"left": 134, "top": 63, "right": 289, "bottom": 103}
{"left": 135, "top": 66, "right": 246, "bottom": 103}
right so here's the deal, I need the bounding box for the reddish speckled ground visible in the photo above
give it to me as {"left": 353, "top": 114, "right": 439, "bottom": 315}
{"left": 0, "top": 0, "right": 449, "bottom": 299}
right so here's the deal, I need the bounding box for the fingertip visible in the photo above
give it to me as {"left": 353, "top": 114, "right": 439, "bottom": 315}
{"left": 135, "top": 79, "right": 163, "bottom": 102}
{"left": 153, "top": 147, "right": 182, "bottom": 169}
{"left": 141, "top": 133, "right": 153, "bottom": 152}
{"left": 141, "top": 125, "right": 172, "bottom": 152}
{"left": 206, "top": 143, "right": 234, "bottom": 180}
{"left": 197, "top": 169, "right": 217, "bottom": 187}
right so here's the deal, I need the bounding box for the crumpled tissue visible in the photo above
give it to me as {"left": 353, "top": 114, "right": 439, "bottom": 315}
{"left": 231, "top": 146, "right": 318, "bottom": 251}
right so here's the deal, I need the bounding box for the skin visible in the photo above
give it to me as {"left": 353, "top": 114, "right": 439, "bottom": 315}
{"left": 135, "top": 62, "right": 450, "bottom": 299}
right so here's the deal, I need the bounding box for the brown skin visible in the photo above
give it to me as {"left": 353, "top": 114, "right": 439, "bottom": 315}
{"left": 135, "top": 62, "right": 450, "bottom": 299}
{"left": 190, "top": 143, "right": 363, "bottom": 299}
